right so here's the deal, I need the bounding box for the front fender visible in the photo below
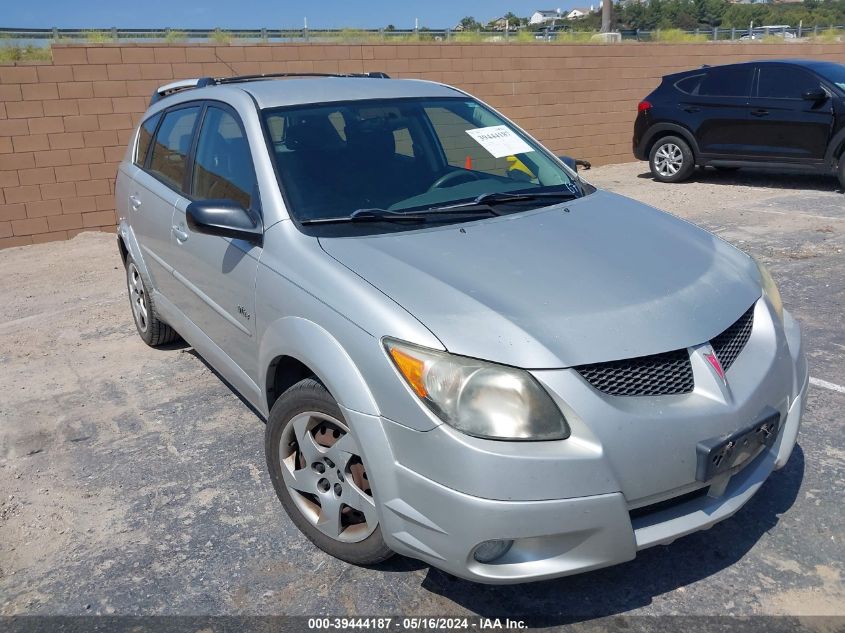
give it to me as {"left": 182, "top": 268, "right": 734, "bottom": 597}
{"left": 258, "top": 316, "right": 379, "bottom": 417}
{"left": 824, "top": 126, "right": 845, "bottom": 169}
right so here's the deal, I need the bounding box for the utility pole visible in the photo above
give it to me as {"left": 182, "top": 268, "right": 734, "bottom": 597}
{"left": 600, "top": 0, "right": 612, "bottom": 33}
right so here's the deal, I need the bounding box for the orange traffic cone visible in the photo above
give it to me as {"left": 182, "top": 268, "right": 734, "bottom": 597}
{"left": 465, "top": 155, "right": 472, "bottom": 170}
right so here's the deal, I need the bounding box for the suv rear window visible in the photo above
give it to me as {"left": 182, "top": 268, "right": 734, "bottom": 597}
{"left": 697, "top": 66, "right": 753, "bottom": 98}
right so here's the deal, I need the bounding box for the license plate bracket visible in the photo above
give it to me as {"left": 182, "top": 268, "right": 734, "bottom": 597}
{"left": 695, "top": 410, "right": 781, "bottom": 482}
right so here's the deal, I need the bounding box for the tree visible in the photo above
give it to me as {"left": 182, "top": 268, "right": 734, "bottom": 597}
{"left": 458, "top": 16, "right": 481, "bottom": 30}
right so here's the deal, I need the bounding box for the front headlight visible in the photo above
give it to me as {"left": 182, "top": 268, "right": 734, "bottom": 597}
{"left": 755, "top": 258, "right": 784, "bottom": 324}
{"left": 384, "top": 338, "right": 569, "bottom": 441}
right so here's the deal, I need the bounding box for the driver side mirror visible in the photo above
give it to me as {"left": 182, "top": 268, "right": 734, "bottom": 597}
{"left": 186, "top": 199, "right": 263, "bottom": 244}
{"left": 802, "top": 87, "right": 827, "bottom": 102}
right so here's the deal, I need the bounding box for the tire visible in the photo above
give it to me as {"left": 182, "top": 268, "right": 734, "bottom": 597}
{"left": 125, "top": 256, "right": 179, "bottom": 347}
{"left": 649, "top": 135, "right": 696, "bottom": 183}
{"left": 265, "top": 378, "right": 393, "bottom": 565}
{"left": 838, "top": 156, "right": 845, "bottom": 192}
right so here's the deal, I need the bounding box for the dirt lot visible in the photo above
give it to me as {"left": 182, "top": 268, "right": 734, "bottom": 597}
{"left": 0, "top": 162, "right": 843, "bottom": 626}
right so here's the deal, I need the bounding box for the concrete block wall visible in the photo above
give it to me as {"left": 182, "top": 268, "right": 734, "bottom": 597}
{"left": 1, "top": 42, "right": 844, "bottom": 247}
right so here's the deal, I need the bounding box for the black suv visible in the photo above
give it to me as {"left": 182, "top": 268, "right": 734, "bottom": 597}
{"left": 633, "top": 60, "right": 845, "bottom": 189}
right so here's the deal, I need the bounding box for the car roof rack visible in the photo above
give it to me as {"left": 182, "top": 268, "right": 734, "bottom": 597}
{"left": 150, "top": 72, "right": 391, "bottom": 105}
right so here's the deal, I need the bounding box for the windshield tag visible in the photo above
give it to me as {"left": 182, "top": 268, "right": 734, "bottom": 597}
{"left": 465, "top": 125, "right": 534, "bottom": 159}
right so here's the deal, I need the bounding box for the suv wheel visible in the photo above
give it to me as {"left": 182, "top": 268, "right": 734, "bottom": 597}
{"left": 649, "top": 136, "right": 695, "bottom": 183}
{"left": 265, "top": 378, "right": 393, "bottom": 565}
{"left": 125, "top": 256, "right": 179, "bottom": 347}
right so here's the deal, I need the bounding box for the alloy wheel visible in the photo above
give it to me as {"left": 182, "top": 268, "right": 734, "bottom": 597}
{"left": 279, "top": 412, "right": 378, "bottom": 543}
{"left": 127, "top": 262, "right": 149, "bottom": 333}
{"left": 654, "top": 142, "right": 684, "bottom": 177}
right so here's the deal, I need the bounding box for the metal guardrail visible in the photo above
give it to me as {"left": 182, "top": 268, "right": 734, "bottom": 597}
{"left": 1, "top": 25, "right": 844, "bottom": 46}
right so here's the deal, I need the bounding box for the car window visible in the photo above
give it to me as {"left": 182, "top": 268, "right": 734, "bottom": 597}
{"left": 262, "top": 97, "right": 577, "bottom": 228}
{"left": 698, "top": 66, "right": 753, "bottom": 98}
{"left": 135, "top": 113, "right": 161, "bottom": 166}
{"left": 757, "top": 66, "right": 821, "bottom": 99}
{"left": 675, "top": 74, "right": 704, "bottom": 95}
{"left": 191, "top": 106, "right": 257, "bottom": 210}
{"left": 148, "top": 106, "right": 200, "bottom": 191}
{"left": 812, "top": 62, "right": 845, "bottom": 92}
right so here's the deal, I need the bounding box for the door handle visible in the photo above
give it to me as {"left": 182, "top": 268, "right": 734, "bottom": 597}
{"left": 683, "top": 106, "right": 701, "bottom": 113}
{"left": 172, "top": 225, "right": 189, "bottom": 242}
{"left": 750, "top": 109, "right": 769, "bottom": 117}
{"left": 129, "top": 194, "right": 141, "bottom": 210}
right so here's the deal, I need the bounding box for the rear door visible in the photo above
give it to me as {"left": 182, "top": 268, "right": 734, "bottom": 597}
{"left": 684, "top": 64, "right": 755, "bottom": 158}
{"left": 132, "top": 104, "right": 201, "bottom": 301}
{"left": 168, "top": 103, "right": 261, "bottom": 380}
{"left": 745, "top": 63, "right": 833, "bottom": 162}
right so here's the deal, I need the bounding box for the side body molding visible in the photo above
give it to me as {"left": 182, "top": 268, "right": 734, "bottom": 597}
{"left": 258, "top": 316, "right": 379, "bottom": 417}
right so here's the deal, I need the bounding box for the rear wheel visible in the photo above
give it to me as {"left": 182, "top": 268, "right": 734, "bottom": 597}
{"left": 125, "top": 256, "right": 179, "bottom": 347}
{"left": 265, "top": 378, "right": 393, "bottom": 565}
{"left": 649, "top": 136, "right": 695, "bottom": 183}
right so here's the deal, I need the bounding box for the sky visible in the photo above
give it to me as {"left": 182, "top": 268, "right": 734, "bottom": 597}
{"left": 2, "top": 0, "right": 581, "bottom": 30}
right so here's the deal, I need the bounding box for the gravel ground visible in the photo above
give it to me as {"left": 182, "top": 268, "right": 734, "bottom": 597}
{"left": 0, "top": 162, "right": 843, "bottom": 627}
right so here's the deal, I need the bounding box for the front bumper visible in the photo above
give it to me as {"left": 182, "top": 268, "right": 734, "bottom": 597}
{"left": 353, "top": 305, "right": 807, "bottom": 584}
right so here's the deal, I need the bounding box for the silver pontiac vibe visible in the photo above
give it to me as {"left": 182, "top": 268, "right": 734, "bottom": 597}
{"left": 116, "top": 74, "right": 808, "bottom": 583}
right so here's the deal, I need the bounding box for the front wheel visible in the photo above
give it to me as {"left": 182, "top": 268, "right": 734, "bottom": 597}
{"left": 265, "top": 378, "right": 393, "bottom": 565}
{"left": 649, "top": 136, "right": 695, "bottom": 183}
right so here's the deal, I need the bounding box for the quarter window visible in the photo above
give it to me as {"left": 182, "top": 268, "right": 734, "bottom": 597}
{"left": 758, "top": 67, "right": 821, "bottom": 99}
{"left": 148, "top": 106, "right": 200, "bottom": 191}
{"left": 698, "top": 66, "right": 753, "bottom": 98}
{"left": 675, "top": 74, "right": 704, "bottom": 95}
{"left": 135, "top": 113, "right": 161, "bottom": 166}
{"left": 191, "top": 106, "right": 257, "bottom": 210}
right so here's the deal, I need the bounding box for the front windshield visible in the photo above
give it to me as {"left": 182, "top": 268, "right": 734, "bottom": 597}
{"left": 262, "top": 97, "right": 582, "bottom": 224}
{"left": 816, "top": 62, "right": 845, "bottom": 92}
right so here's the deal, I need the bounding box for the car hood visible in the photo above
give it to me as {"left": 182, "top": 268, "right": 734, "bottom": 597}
{"left": 318, "top": 190, "right": 761, "bottom": 368}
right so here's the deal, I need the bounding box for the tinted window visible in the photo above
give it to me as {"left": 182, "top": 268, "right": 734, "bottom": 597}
{"left": 262, "top": 98, "right": 576, "bottom": 226}
{"left": 758, "top": 66, "right": 821, "bottom": 99}
{"left": 698, "top": 66, "right": 753, "bottom": 98}
{"left": 148, "top": 106, "right": 200, "bottom": 190}
{"left": 675, "top": 74, "right": 704, "bottom": 95}
{"left": 191, "top": 106, "right": 256, "bottom": 210}
{"left": 813, "top": 61, "right": 845, "bottom": 92}
{"left": 135, "top": 113, "right": 160, "bottom": 166}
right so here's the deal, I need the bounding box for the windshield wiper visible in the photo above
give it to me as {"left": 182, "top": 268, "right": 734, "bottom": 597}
{"left": 430, "top": 190, "right": 581, "bottom": 212}
{"left": 300, "top": 207, "right": 494, "bottom": 226}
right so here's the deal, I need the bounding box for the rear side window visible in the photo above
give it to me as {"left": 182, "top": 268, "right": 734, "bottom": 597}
{"left": 698, "top": 66, "right": 753, "bottom": 98}
{"left": 191, "top": 106, "right": 257, "bottom": 210}
{"left": 674, "top": 74, "right": 704, "bottom": 95}
{"left": 148, "top": 106, "right": 200, "bottom": 190}
{"left": 758, "top": 66, "right": 821, "bottom": 99}
{"left": 135, "top": 113, "right": 160, "bottom": 166}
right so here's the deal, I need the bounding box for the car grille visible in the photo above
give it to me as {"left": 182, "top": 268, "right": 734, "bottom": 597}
{"left": 710, "top": 304, "right": 755, "bottom": 372}
{"left": 574, "top": 348, "right": 694, "bottom": 397}
{"left": 573, "top": 303, "right": 756, "bottom": 397}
